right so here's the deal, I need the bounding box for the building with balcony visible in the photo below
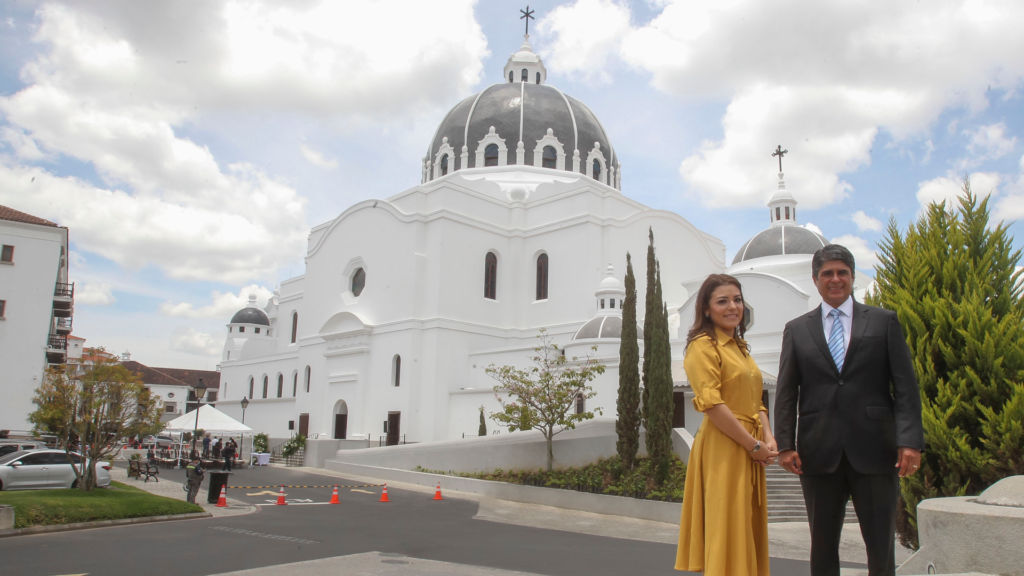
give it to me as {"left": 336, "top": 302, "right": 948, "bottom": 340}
{"left": 0, "top": 204, "right": 72, "bottom": 431}
{"left": 120, "top": 358, "right": 221, "bottom": 423}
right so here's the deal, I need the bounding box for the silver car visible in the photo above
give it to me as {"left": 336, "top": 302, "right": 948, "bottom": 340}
{"left": 0, "top": 450, "right": 112, "bottom": 490}
{"left": 0, "top": 442, "right": 47, "bottom": 458}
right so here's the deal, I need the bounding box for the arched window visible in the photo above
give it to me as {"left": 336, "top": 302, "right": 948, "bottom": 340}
{"left": 262, "top": 376, "right": 268, "bottom": 398}
{"left": 536, "top": 253, "right": 548, "bottom": 300}
{"left": 521, "top": 68, "right": 528, "bottom": 82}
{"left": 440, "top": 154, "right": 449, "bottom": 176}
{"left": 291, "top": 312, "right": 298, "bottom": 344}
{"left": 393, "top": 355, "right": 401, "bottom": 387}
{"left": 484, "top": 144, "right": 499, "bottom": 167}
{"left": 249, "top": 377, "right": 254, "bottom": 399}
{"left": 593, "top": 159, "right": 601, "bottom": 182}
{"left": 276, "top": 374, "right": 283, "bottom": 398}
{"left": 304, "top": 366, "right": 311, "bottom": 393}
{"left": 536, "top": 72, "right": 541, "bottom": 84}
{"left": 542, "top": 146, "right": 557, "bottom": 169}
{"left": 575, "top": 393, "right": 585, "bottom": 415}
{"left": 776, "top": 207, "right": 781, "bottom": 221}
{"left": 292, "top": 373, "right": 297, "bottom": 397}
{"left": 509, "top": 71, "right": 514, "bottom": 83}
{"left": 785, "top": 206, "right": 790, "bottom": 220}
{"left": 351, "top": 267, "right": 366, "bottom": 296}
{"left": 484, "top": 252, "right": 497, "bottom": 300}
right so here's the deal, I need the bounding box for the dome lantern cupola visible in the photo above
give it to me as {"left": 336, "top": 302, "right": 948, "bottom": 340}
{"left": 229, "top": 294, "right": 271, "bottom": 328}
{"left": 768, "top": 172, "right": 798, "bottom": 227}
{"left": 504, "top": 34, "right": 547, "bottom": 85}
{"left": 572, "top": 264, "right": 644, "bottom": 340}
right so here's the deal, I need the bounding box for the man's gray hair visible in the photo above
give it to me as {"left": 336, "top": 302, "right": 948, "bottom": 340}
{"left": 812, "top": 244, "right": 856, "bottom": 279}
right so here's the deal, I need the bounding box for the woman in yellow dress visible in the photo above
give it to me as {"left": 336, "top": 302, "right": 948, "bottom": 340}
{"left": 676, "top": 274, "right": 778, "bottom": 575}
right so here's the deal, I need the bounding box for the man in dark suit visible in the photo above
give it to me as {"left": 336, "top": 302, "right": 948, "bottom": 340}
{"left": 775, "top": 244, "right": 924, "bottom": 576}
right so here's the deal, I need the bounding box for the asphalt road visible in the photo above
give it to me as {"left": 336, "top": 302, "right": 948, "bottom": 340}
{"left": 0, "top": 466, "right": 865, "bottom": 576}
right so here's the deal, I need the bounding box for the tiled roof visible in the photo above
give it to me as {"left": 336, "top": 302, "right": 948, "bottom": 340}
{"left": 0, "top": 204, "right": 58, "bottom": 227}
{"left": 122, "top": 360, "right": 220, "bottom": 388}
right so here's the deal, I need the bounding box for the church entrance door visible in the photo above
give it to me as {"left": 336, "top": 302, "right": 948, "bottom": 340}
{"left": 334, "top": 414, "right": 348, "bottom": 440}
{"left": 298, "top": 413, "right": 309, "bottom": 437}
{"left": 672, "top": 392, "right": 686, "bottom": 428}
{"left": 386, "top": 412, "right": 401, "bottom": 446}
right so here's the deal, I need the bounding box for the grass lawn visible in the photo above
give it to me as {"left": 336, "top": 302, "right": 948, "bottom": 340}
{"left": 0, "top": 481, "right": 203, "bottom": 529}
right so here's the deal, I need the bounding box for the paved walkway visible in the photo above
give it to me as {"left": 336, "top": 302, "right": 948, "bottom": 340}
{"left": 211, "top": 551, "right": 548, "bottom": 576}
{"left": 288, "top": 466, "right": 913, "bottom": 570}
{"left": 110, "top": 467, "right": 256, "bottom": 517}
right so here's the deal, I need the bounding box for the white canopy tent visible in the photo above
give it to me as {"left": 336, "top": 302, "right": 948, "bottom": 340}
{"left": 163, "top": 405, "right": 254, "bottom": 465}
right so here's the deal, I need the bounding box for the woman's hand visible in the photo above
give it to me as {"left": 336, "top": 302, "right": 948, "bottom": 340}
{"left": 749, "top": 442, "right": 779, "bottom": 463}
{"left": 760, "top": 438, "right": 779, "bottom": 466}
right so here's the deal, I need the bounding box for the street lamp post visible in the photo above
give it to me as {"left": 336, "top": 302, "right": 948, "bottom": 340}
{"left": 191, "top": 378, "right": 207, "bottom": 458}
{"left": 240, "top": 397, "right": 249, "bottom": 424}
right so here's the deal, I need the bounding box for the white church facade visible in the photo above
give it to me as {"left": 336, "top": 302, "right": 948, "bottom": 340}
{"left": 216, "top": 37, "right": 856, "bottom": 447}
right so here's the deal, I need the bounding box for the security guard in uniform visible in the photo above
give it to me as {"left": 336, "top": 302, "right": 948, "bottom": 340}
{"left": 185, "top": 455, "right": 205, "bottom": 504}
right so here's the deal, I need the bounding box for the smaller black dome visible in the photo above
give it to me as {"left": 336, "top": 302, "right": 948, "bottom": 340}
{"left": 230, "top": 307, "right": 270, "bottom": 326}
{"left": 732, "top": 225, "right": 829, "bottom": 265}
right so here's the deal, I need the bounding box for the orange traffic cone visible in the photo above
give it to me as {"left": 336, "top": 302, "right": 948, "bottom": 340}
{"left": 433, "top": 482, "right": 444, "bottom": 501}
{"left": 216, "top": 485, "right": 228, "bottom": 507}
{"left": 379, "top": 483, "right": 390, "bottom": 503}
{"left": 329, "top": 484, "right": 340, "bottom": 505}
{"left": 275, "top": 485, "right": 287, "bottom": 505}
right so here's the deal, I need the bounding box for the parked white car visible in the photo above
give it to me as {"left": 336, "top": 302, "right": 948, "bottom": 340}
{"left": 0, "top": 441, "right": 47, "bottom": 458}
{"left": 0, "top": 450, "right": 112, "bottom": 490}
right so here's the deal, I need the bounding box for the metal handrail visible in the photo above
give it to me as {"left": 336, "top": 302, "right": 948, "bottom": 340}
{"left": 379, "top": 434, "right": 406, "bottom": 447}
{"left": 54, "top": 282, "right": 74, "bottom": 298}
{"left": 47, "top": 335, "right": 68, "bottom": 350}
{"left": 56, "top": 317, "right": 73, "bottom": 330}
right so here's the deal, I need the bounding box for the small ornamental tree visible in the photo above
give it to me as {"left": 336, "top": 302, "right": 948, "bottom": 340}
{"left": 486, "top": 329, "right": 606, "bottom": 472}
{"left": 616, "top": 252, "right": 642, "bottom": 470}
{"left": 29, "top": 352, "right": 163, "bottom": 491}
{"left": 478, "top": 407, "right": 488, "bottom": 436}
{"left": 868, "top": 181, "right": 1024, "bottom": 548}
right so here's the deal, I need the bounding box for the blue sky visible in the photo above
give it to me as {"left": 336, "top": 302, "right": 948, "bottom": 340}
{"left": 2, "top": 0, "right": 1023, "bottom": 368}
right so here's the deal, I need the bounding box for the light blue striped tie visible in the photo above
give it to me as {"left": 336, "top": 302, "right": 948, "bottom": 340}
{"left": 828, "top": 308, "right": 846, "bottom": 372}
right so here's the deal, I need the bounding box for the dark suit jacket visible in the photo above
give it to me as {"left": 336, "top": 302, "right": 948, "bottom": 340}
{"left": 774, "top": 301, "right": 925, "bottom": 476}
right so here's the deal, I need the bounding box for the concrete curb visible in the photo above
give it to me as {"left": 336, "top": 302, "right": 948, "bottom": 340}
{"left": 323, "top": 461, "right": 683, "bottom": 524}
{"left": 0, "top": 511, "right": 212, "bottom": 538}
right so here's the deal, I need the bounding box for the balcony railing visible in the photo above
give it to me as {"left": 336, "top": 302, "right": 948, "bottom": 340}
{"left": 55, "top": 317, "right": 73, "bottom": 334}
{"left": 54, "top": 282, "right": 75, "bottom": 298}
{"left": 47, "top": 335, "right": 68, "bottom": 350}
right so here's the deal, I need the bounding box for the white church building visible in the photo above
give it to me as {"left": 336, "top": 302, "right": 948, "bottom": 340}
{"left": 217, "top": 36, "right": 855, "bottom": 447}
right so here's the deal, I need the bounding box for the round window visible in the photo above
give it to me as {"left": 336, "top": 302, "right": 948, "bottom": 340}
{"left": 351, "top": 267, "right": 366, "bottom": 297}
{"left": 167, "top": 392, "right": 175, "bottom": 398}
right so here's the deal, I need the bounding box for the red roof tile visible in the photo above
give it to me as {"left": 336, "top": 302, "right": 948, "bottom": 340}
{"left": 0, "top": 204, "right": 58, "bottom": 227}
{"left": 122, "top": 360, "right": 220, "bottom": 388}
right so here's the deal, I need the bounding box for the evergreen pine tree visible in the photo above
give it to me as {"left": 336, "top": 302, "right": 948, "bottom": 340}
{"left": 641, "top": 228, "right": 658, "bottom": 428}
{"left": 868, "top": 181, "right": 1024, "bottom": 548}
{"left": 616, "top": 252, "right": 642, "bottom": 470}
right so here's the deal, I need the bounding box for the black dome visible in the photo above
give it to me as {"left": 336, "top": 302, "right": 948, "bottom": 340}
{"left": 732, "top": 226, "right": 829, "bottom": 265}
{"left": 427, "top": 83, "right": 616, "bottom": 171}
{"left": 572, "top": 316, "right": 643, "bottom": 340}
{"left": 230, "top": 307, "right": 270, "bottom": 326}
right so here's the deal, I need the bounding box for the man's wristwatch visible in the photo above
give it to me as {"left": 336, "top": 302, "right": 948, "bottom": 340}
{"left": 749, "top": 441, "right": 761, "bottom": 454}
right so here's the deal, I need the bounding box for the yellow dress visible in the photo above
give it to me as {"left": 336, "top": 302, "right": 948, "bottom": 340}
{"left": 676, "top": 330, "right": 769, "bottom": 575}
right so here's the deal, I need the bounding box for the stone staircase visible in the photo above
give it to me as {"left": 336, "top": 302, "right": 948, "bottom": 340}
{"left": 766, "top": 465, "right": 857, "bottom": 523}
{"left": 269, "top": 446, "right": 304, "bottom": 467}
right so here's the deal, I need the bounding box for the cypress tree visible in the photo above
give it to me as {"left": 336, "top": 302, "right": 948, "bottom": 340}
{"left": 645, "top": 263, "right": 675, "bottom": 484}
{"left": 868, "top": 181, "right": 1024, "bottom": 548}
{"left": 616, "top": 252, "right": 641, "bottom": 469}
{"left": 641, "top": 228, "right": 658, "bottom": 428}
{"left": 478, "top": 407, "right": 487, "bottom": 436}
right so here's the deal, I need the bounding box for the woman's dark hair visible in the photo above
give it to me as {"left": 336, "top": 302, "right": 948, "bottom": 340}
{"left": 685, "top": 274, "right": 749, "bottom": 353}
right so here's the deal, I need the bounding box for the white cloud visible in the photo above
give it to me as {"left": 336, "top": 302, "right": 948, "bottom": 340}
{"left": 75, "top": 282, "right": 116, "bottom": 306}
{"left": 917, "top": 171, "right": 1000, "bottom": 211}
{"left": 542, "top": 0, "right": 1024, "bottom": 208}
{"left": 537, "top": 0, "right": 632, "bottom": 84}
{"left": 803, "top": 222, "right": 824, "bottom": 236}
{"left": 169, "top": 327, "right": 222, "bottom": 357}
{"left": 958, "top": 122, "right": 1017, "bottom": 170}
{"left": 831, "top": 234, "right": 880, "bottom": 274}
{"left": 160, "top": 284, "right": 273, "bottom": 320}
{"left": 851, "top": 210, "right": 883, "bottom": 232}
{"left": 300, "top": 145, "right": 337, "bottom": 169}
{"left": 0, "top": 1, "right": 489, "bottom": 283}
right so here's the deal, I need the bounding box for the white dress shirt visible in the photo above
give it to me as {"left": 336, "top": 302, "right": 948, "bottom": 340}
{"left": 821, "top": 296, "right": 854, "bottom": 360}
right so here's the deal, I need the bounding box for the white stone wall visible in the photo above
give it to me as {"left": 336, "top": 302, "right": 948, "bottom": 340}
{"left": 0, "top": 219, "right": 67, "bottom": 431}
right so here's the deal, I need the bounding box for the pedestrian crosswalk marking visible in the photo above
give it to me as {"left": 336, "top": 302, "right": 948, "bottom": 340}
{"left": 351, "top": 489, "right": 375, "bottom": 494}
